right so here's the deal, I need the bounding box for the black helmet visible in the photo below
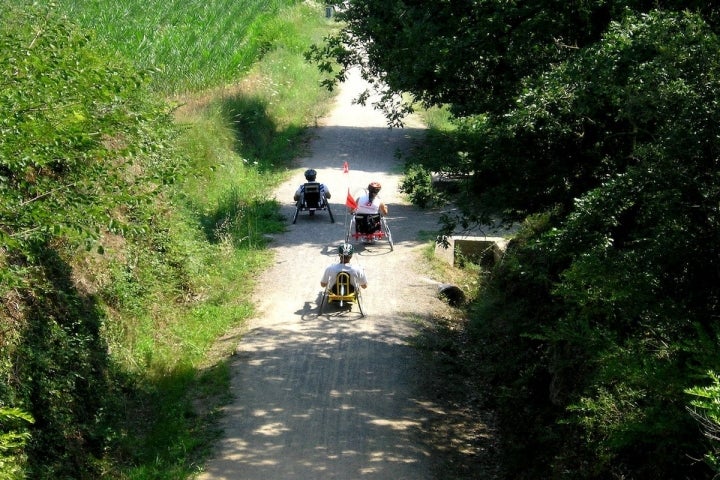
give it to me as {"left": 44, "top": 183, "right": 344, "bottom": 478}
{"left": 304, "top": 169, "right": 317, "bottom": 181}
{"left": 338, "top": 243, "right": 354, "bottom": 257}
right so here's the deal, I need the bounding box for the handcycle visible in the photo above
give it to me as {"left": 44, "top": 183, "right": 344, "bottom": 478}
{"left": 346, "top": 213, "right": 393, "bottom": 251}
{"left": 318, "top": 271, "right": 365, "bottom": 316}
{"left": 292, "top": 182, "right": 334, "bottom": 224}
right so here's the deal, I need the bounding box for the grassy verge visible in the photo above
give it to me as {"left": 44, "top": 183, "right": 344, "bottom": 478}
{"left": 107, "top": 4, "right": 338, "bottom": 478}
{"left": 1, "top": 1, "right": 338, "bottom": 478}
{"left": 409, "top": 242, "right": 500, "bottom": 479}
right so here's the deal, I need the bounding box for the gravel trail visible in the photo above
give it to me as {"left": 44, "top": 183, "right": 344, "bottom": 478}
{"left": 197, "top": 69, "right": 455, "bottom": 480}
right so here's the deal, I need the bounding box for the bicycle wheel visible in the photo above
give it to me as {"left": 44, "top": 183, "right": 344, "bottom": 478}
{"left": 382, "top": 217, "right": 394, "bottom": 251}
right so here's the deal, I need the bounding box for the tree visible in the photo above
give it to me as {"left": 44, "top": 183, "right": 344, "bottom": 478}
{"left": 458, "top": 10, "right": 720, "bottom": 478}
{"left": 310, "top": 1, "right": 720, "bottom": 120}
{"left": 311, "top": 2, "right": 720, "bottom": 477}
{"left": 309, "top": 1, "right": 720, "bottom": 225}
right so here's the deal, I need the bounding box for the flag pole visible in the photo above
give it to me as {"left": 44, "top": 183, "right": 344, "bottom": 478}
{"left": 342, "top": 161, "right": 357, "bottom": 244}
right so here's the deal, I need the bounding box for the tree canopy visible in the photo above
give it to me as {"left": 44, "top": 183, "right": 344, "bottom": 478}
{"left": 311, "top": 2, "right": 720, "bottom": 478}
{"left": 312, "top": 1, "right": 720, "bottom": 117}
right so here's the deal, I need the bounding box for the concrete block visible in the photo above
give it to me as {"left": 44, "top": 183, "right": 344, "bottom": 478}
{"left": 435, "top": 235, "right": 508, "bottom": 267}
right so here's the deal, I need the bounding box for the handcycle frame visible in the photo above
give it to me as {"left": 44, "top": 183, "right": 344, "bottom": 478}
{"left": 318, "top": 271, "right": 365, "bottom": 316}
{"left": 346, "top": 213, "right": 394, "bottom": 251}
{"left": 292, "top": 182, "right": 334, "bottom": 224}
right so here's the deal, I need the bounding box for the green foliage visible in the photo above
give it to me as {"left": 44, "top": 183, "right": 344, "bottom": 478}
{"left": 317, "top": 1, "right": 720, "bottom": 477}
{"left": 6, "top": 247, "right": 121, "bottom": 479}
{"left": 686, "top": 372, "right": 720, "bottom": 472}
{"left": 398, "top": 164, "right": 445, "bottom": 209}
{"left": 470, "top": 13, "right": 720, "bottom": 476}
{"left": 0, "top": 4, "right": 181, "bottom": 261}
{"left": 0, "top": 5, "right": 183, "bottom": 477}
{"left": 38, "top": 0, "right": 307, "bottom": 94}
{"left": 311, "top": 1, "right": 720, "bottom": 118}
{"left": 0, "top": 408, "right": 34, "bottom": 480}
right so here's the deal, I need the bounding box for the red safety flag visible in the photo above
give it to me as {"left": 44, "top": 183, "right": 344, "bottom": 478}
{"left": 345, "top": 188, "right": 357, "bottom": 210}
{"left": 343, "top": 161, "right": 349, "bottom": 174}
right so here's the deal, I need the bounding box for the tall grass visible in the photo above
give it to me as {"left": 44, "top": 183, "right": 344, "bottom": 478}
{"left": 29, "top": 0, "right": 308, "bottom": 94}
{"left": 111, "top": 2, "right": 336, "bottom": 475}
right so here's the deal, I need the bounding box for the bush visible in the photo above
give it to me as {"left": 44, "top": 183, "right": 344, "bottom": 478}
{"left": 0, "top": 408, "right": 33, "bottom": 479}
{"left": 399, "top": 164, "right": 445, "bottom": 208}
{"left": 469, "top": 12, "right": 720, "bottom": 478}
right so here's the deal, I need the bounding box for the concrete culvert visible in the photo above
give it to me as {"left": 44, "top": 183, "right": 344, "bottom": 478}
{"left": 438, "top": 284, "right": 465, "bottom": 307}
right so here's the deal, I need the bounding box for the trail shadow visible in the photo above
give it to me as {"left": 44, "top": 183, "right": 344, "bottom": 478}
{"left": 352, "top": 242, "right": 394, "bottom": 257}
{"left": 201, "top": 316, "right": 438, "bottom": 480}
{"left": 296, "top": 301, "right": 318, "bottom": 321}
{"left": 219, "top": 94, "right": 305, "bottom": 172}
{"left": 198, "top": 195, "right": 283, "bottom": 245}
{"left": 216, "top": 95, "right": 426, "bottom": 176}
{"left": 14, "top": 246, "right": 120, "bottom": 477}
{"left": 297, "top": 124, "right": 427, "bottom": 175}
{"left": 278, "top": 204, "right": 446, "bottom": 249}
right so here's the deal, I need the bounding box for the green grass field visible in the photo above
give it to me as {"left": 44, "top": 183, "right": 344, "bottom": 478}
{"left": 21, "top": 0, "right": 312, "bottom": 94}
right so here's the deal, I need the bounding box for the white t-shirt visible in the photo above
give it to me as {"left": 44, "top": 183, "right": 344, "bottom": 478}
{"left": 322, "top": 262, "right": 367, "bottom": 290}
{"left": 354, "top": 194, "right": 382, "bottom": 214}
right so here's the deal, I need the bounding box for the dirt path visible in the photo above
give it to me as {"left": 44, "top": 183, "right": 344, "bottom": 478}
{"left": 197, "top": 69, "right": 458, "bottom": 480}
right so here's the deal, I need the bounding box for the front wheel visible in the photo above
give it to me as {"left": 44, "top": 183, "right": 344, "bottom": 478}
{"left": 382, "top": 217, "right": 394, "bottom": 251}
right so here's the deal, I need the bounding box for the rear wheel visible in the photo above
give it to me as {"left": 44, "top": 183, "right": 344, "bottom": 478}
{"left": 356, "top": 292, "right": 365, "bottom": 317}
{"left": 318, "top": 292, "right": 326, "bottom": 314}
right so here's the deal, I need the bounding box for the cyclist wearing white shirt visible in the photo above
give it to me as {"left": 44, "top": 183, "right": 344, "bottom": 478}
{"left": 354, "top": 182, "right": 387, "bottom": 215}
{"left": 320, "top": 243, "right": 367, "bottom": 293}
